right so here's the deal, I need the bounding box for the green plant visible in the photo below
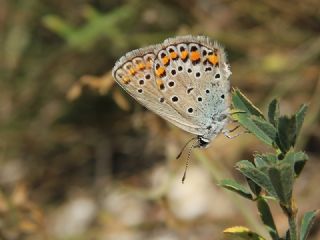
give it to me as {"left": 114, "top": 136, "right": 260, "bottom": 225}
{"left": 220, "top": 89, "right": 318, "bottom": 240}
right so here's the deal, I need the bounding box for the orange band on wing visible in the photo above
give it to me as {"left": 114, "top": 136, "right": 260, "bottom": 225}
{"left": 137, "top": 63, "right": 145, "bottom": 70}
{"left": 190, "top": 51, "right": 200, "bottom": 62}
{"left": 123, "top": 76, "right": 131, "bottom": 84}
{"left": 170, "top": 51, "right": 178, "bottom": 59}
{"left": 180, "top": 50, "right": 188, "bottom": 60}
{"left": 208, "top": 55, "right": 219, "bottom": 65}
{"left": 155, "top": 66, "right": 166, "bottom": 77}
{"left": 161, "top": 56, "right": 170, "bottom": 66}
{"left": 129, "top": 68, "right": 136, "bottom": 75}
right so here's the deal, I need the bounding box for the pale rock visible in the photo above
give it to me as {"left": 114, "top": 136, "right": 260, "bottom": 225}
{"left": 103, "top": 189, "right": 147, "bottom": 226}
{"left": 49, "top": 196, "right": 96, "bottom": 238}
{"left": 167, "top": 166, "right": 235, "bottom": 221}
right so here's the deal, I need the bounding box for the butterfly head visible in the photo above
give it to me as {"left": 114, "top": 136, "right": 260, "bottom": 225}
{"left": 197, "top": 136, "right": 211, "bottom": 148}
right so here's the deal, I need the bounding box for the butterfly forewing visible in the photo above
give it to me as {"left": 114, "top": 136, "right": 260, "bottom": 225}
{"left": 112, "top": 45, "right": 203, "bottom": 135}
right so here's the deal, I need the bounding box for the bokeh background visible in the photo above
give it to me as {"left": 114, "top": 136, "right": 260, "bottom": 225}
{"left": 0, "top": 0, "right": 319, "bottom": 239}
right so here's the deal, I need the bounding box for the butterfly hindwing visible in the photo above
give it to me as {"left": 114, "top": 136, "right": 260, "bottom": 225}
{"left": 153, "top": 36, "right": 231, "bottom": 131}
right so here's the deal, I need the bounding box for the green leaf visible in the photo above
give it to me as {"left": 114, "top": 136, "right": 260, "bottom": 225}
{"left": 295, "top": 104, "right": 308, "bottom": 138}
{"left": 257, "top": 198, "right": 279, "bottom": 240}
{"left": 300, "top": 210, "right": 318, "bottom": 240}
{"left": 224, "top": 226, "right": 266, "bottom": 240}
{"left": 254, "top": 156, "right": 269, "bottom": 168}
{"left": 268, "top": 163, "right": 294, "bottom": 206}
{"left": 219, "top": 179, "right": 253, "bottom": 200}
{"left": 251, "top": 116, "right": 277, "bottom": 142}
{"left": 236, "top": 160, "right": 278, "bottom": 198}
{"left": 282, "top": 151, "right": 309, "bottom": 177}
{"left": 268, "top": 99, "right": 280, "bottom": 127}
{"left": 232, "top": 89, "right": 265, "bottom": 118}
{"left": 238, "top": 116, "right": 275, "bottom": 146}
{"left": 232, "top": 90, "right": 276, "bottom": 146}
{"left": 246, "top": 177, "right": 262, "bottom": 196}
{"left": 254, "top": 154, "right": 277, "bottom": 168}
{"left": 276, "top": 116, "right": 297, "bottom": 153}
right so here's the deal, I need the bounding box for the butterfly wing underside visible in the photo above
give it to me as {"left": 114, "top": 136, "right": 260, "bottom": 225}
{"left": 112, "top": 36, "right": 231, "bottom": 137}
{"left": 112, "top": 45, "right": 203, "bottom": 135}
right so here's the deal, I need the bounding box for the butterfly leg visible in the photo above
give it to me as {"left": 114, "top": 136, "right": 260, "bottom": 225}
{"left": 222, "top": 126, "right": 249, "bottom": 139}
{"left": 227, "top": 125, "right": 240, "bottom": 133}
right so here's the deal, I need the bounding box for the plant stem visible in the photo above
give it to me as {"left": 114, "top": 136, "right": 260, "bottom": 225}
{"left": 282, "top": 200, "right": 298, "bottom": 240}
{"left": 288, "top": 213, "right": 297, "bottom": 240}
{"left": 287, "top": 198, "right": 298, "bottom": 240}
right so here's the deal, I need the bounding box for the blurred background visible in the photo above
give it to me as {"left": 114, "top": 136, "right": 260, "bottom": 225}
{"left": 0, "top": 0, "right": 319, "bottom": 239}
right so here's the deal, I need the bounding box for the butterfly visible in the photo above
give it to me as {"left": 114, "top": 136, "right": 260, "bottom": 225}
{"left": 112, "top": 35, "right": 232, "bottom": 150}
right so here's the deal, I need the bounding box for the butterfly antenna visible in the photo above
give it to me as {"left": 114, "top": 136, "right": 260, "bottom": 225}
{"left": 181, "top": 139, "right": 198, "bottom": 184}
{"left": 176, "top": 136, "right": 198, "bottom": 159}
